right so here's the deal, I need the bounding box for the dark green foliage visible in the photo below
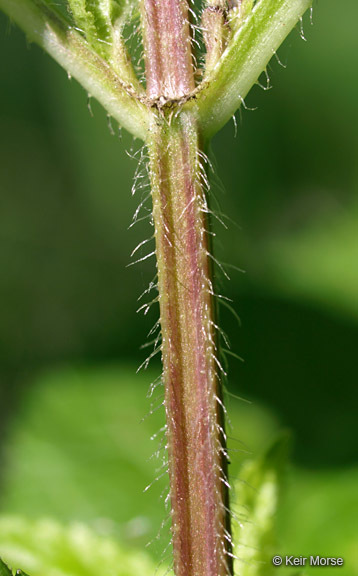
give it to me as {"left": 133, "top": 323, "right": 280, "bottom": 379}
{"left": 0, "top": 559, "right": 29, "bottom": 576}
{"left": 0, "top": 559, "right": 12, "bottom": 576}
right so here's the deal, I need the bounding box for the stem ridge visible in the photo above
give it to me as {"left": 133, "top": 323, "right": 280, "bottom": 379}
{"left": 147, "top": 111, "right": 232, "bottom": 576}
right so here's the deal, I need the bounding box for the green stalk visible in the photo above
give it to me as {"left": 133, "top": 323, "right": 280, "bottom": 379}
{"left": 184, "top": 0, "right": 312, "bottom": 139}
{"left": 141, "top": 2, "right": 232, "bottom": 574}
{"left": 202, "top": 0, "right": 230, "bottom": 74}
{"left": 0, "top": 0, "right": 149, "bottom": 140}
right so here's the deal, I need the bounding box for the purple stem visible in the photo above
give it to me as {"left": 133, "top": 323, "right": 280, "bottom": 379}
{"left": 141, "top": 2, "right": 233, "bottom": 575}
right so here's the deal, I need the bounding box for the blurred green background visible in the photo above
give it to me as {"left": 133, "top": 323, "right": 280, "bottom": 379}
{"left": 0, "top": 1, "right": 357, "bottom": 574}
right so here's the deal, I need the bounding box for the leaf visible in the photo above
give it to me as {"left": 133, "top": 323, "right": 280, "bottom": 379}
{"left": 68, "top": 0, "right": 137, "bottom": 58}
{"left": 0, "top": 365, "right": 279, "bottom": 551}
{"left": 278, "top": 467, "right": 358, "bottom": 570}
{"left": 0, "top": 559, "right": 12, "bottom": 576}
{"left": 232, "top": 433, "right": 291, "bottom": 576}
{"left": 0, "top": 516, "right": 164, "bottom": 576}
{"left": 0, "top": 559, "right": 29, "bottom": 576}
{"left": 1, "top": 366, "right": 168, "bottom": 549}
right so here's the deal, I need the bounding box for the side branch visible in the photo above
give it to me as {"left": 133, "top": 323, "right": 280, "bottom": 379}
{"left": 184, "top": 0, "right": 312, "bottom": 139}
{"left": 0, "top": 0, "right": 149, "bottom": 141}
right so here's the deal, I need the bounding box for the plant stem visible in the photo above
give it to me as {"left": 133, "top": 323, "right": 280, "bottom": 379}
{"left": 184, "top": 0, "right": 312, "bottom": 139}
{"left": 0, "top": 0, "right": 149, "bottom": 140}
{"left": 140, "top": 0, "right": 194, "bottom": 100}
{"left": 148, "top": 111, "right": 232, "bottom": 576}
{"left": 202, "top": 1, "right": 230, "bottom": 74}
{"left": 141, "top": 2, "right": 232, "bottom": 574}
{"left": 0, "top": 1, "right": 314, "bottom": 573}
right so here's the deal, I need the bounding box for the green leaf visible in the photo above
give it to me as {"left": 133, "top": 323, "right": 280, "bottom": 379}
{"left": 0, "top": 559, "right": 29, "bottom": 576}
{"left": 0, "top": 365, "right": 279, "bottom": 551}
{"left": 68, "top": 0, "right": 137, "bottom": 58}
{"left": 68, "top": 0, "right": 111, "bottom": 56}
{"left": 1, "top": 366, "right": 168, "bottom": 548}
{"left": 0, "top": 516, "right": 164, "bottom": 576}
{"left": 278, "top": 467, "right": 358, "bottom": 571}
{"left": 0, "top": 559, "right": 13, "bottom": 576}
{"left": 232, "top": 433, "right": 291, "bottom": 576}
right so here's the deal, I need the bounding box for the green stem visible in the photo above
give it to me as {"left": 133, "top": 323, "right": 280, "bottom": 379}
{"left": 202, "top": 1, "right": 230, "bottom": 74}
{"left": 147, "top": 111, "right": 232, "bottom": 576}
{"left": 0, "top": 0, "right": 149, "bottom": 140}
{"left": 184, "top": 0, "right": 312, "bottom": 139}
{"left": 0, "top": 0, "right": 313, "bottom": 141}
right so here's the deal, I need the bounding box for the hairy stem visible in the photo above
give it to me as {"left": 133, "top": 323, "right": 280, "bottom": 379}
{"left": 0, "top": 1, "right": 314, "bottom": 573}
{"left": 202, "top": 0, "right": 230, "bottom": 74}
{"left": 185, "top": 0, "right": 312, "bottom": 139}
{"left": 148, "top": 111, "right": 232, "bottom": 576}
{"left": 140, "top": 0, "right": 194, "bottom": 99}
{"left": 141, "top": 2, "right": 232, "bottom": 574}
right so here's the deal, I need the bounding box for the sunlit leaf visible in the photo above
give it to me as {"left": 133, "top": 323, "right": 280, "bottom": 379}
{"left": 232, "top": 433, "right": 291, "bottom": 576}
{"left": 0, "top": 517, "right": 163, "bottom": 576}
